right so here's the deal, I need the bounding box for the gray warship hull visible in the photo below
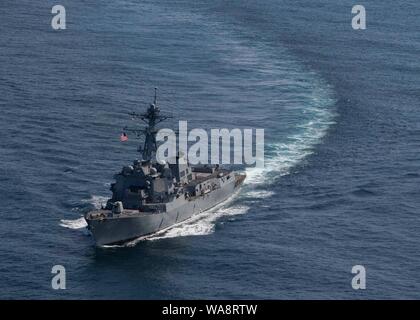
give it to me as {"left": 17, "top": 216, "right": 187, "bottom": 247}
{"left": 85, "top": 90, "right": 247, "bottom": 246}
{"left": 86, "top": 175, "right": 244, "bottom": 246}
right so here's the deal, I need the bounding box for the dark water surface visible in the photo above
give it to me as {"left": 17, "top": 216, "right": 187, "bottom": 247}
{"left": 0, "top": 0, "right": 419, "bottom": 298}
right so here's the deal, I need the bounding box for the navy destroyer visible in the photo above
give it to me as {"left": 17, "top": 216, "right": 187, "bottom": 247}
{"left": 85, "top": 90, "right": 246, "bottom": 246}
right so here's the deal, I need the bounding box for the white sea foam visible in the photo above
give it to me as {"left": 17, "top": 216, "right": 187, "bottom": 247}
{"left": 60, "top": 195, "right": 108, "bottom": 231}
{"left": 146, "top": 205, "right": 249, "bottom": 242}
{"left": 59, "top": 217, "right": 87, "bottom": 229}
{"left": 82, "top": 195, "right": 108, "bottom": 209}
{"left": 203, "top": 34, "right": 337, "bottom": 187}
{"left": 244, "top": 190, "right": 275, "bottom": 199}
{"left": 246, "top": 93, "right": 336, "bottom": 186}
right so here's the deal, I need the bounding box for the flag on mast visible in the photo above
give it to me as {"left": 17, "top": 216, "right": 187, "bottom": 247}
{"left": 120, "top": 132, "right": 128, "bottom": 142}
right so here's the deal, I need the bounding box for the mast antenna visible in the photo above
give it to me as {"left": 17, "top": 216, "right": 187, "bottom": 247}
{"left": 124, "top": 87, "right": 172, "bottom": 161}
{"left": 154, "top": 87, "right": 158, "bottom": 105}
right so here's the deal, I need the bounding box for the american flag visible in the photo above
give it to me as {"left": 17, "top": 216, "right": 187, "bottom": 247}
{"left": 120, "top": 132, "right": 128, "bottom": 142}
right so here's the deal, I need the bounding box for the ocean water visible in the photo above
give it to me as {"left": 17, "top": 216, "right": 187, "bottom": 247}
{"left": 0, "top": 0, "right": 419, "bottom": 299}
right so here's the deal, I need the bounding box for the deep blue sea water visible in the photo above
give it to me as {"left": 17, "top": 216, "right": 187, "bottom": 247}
{"left": 0, "top": 0, "right": 419, "bottom": 299}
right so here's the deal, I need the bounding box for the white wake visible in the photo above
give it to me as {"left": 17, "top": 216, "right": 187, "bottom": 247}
{"left": 59, "top": 195, "right": 107, "bottom": 230}
{"left": 59, "top": 217, "right": 87, "bottom": 230}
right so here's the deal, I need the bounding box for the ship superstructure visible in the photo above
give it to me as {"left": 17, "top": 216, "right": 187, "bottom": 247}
{"left": 85, "top": 90, "right": 245, "bottom": 245}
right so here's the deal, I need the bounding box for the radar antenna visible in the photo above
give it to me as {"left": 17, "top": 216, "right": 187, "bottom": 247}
{"left": 123, "top": 88, "right": 172, "bottom": 161}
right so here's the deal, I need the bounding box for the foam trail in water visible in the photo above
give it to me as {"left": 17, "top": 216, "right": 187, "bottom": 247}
{"left": 59, "top": 217, "right": 87, "bottom": 229}
{"left": 60, "top": 195, "right": 108, "bottom": 231}
{"left": 147, "top": 205, "right": 249, "bottom": 241}
{"left": 82, "top": 195, "right": 108, "bottom": 209}
{"left": 202, "top": 33, "right": 337, "bottom": 187}
{"left": 246, "top": 87, "right": 336, "bottom": 186}
{"left": 244, "top": 190, "right": 275, "bottom": 199}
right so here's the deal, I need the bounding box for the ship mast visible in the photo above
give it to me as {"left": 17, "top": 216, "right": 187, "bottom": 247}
{"left": 124, "top": 88, "right": 171, "bottom": 161}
